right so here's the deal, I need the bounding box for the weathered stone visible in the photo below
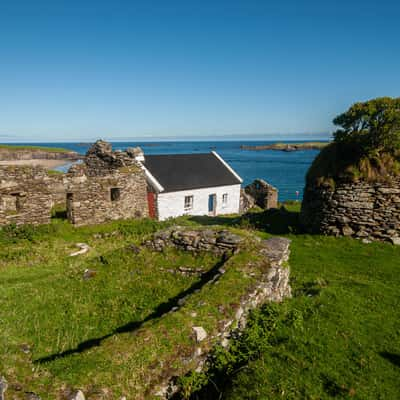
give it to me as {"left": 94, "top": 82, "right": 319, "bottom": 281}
{"left": 83, "top": 269, "right": 97, "bottom": 280}
{"left": 342, "top": 225, "right": 354, "bottom": 236}
{"left": 241, "top": 179, "right": 278, "bottom": 212}
{"left": 216, "top": 231, "right": 242, "bottom": 245}
{"left": 126, "top": 244, "right": 141, "bottom": 254}
{"left": 301, "top": 178, "right": 400, "bottom": 243}
{"left": 0, "top": 376, "right": 7, "bottom": 400}
{"left": 68, "top": 390, "right": 85, "bottom": 400}
{"left": 69, "top": 243, "right": 90, "bottom": 257}
{"left": 192, "top": 326, "right": 207, "bottom": 342}
{"left": 390, "top": 237, "right": 400, "bottom": 245}
{"left": 145, "top": 227, "right": 243, "bottom": 254}
{"left": 0, "top": 141, "right": 149, "bottom": 227}
{"left": 25, "top": 393, "right": 41, "bottom": 400}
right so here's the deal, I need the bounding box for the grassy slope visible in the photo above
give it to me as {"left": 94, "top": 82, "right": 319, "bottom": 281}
{"left": 189, "top": 205, "right": 400, "bottom": 399}
{"left": 223, "top": 234, "right": 400, "bottom": 400}
{"left": 0, "top": 217, "right": 265, "bottom": 398}
{"left": 0, "top": 144, "right": 71, "bottom": 153}
{"left": 1, "top": 206, "right": 399, "bottom": 399}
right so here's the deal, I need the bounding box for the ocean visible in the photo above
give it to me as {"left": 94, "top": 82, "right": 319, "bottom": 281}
{"left": 18, "top": 141, "right": 323, "bottom": 202}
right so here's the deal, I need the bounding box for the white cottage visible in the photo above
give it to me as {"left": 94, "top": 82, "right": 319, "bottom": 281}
{"left": 139, "top": 152, "right": 243, "bottom": 220}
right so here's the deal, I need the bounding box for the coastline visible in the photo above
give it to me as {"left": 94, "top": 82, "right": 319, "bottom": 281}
{"left": 0, "top": 159, "right": 71, "bottom": 169}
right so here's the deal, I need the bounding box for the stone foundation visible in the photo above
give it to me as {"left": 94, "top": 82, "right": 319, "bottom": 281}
{"left": 145, "top": 227, "right": 291, "bottom": 398}
{"left": 301, "top": 179, "right": 400, "bottom": 243}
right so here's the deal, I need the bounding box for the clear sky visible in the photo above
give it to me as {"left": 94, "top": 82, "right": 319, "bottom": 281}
{"left": 1, "top": 0, "right": 399, "bottom": 142}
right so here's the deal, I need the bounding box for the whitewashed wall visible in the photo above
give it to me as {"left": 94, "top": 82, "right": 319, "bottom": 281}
{"left": 156, "top": 184, "right": 241, "bottom": 221}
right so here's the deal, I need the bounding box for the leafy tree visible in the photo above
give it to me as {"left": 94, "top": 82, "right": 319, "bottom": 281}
{"left": 333, "top": 97, "right": 400, "bottom": 155}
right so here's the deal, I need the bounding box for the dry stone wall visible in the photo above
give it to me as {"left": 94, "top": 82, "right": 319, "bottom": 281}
{"left": 301, "top": 179, "right": 400, "bottom": 244}
{"left": 144, "top": 227, "right": 243, "bottom": 255}
{"left": 0, "top": 166, "right": 53, "bottom": 226}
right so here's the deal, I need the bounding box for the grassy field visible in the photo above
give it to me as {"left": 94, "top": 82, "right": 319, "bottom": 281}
{"left": 1, "top": 205, "right": 399, "bottom": 399}
{"left": 0, "top": 144, "right": 71, "bottom": 153}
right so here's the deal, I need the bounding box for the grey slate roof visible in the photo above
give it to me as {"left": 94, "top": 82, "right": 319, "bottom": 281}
{"left": 143, "top": 153, "right": 242, "bottom": 192}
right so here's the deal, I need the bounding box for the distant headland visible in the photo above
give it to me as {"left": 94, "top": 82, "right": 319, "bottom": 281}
{"left": 0, "top": 144, "right": 81, "bottom": 168}
{"left": 241, "top": 142, "right": 329, "bottom": 152}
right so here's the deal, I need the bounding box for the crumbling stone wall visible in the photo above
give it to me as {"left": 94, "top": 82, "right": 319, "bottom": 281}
{"left": 65, "top": 165, "right": 148, "bottom": 226}
{"left": 0, "top": 141, "right": 149, "bottom": 227}
{"left": 301, "top": 179, "right": 400, "bottom": 244}
{"left": 145, "top": 227, "right": 243, "bottom": 255}
{"left": 63, "top": 141, "right": 148, "bottom": 226}
{"left": 0, "top": 166, "right": 53, "bottom": 225}
{"left": 241, "top": 179, "right": 278, "bottom": 212}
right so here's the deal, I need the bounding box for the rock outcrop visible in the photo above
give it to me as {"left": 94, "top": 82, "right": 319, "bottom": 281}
{"left": 300, "top": 179, "right": 400, "bottom": 244}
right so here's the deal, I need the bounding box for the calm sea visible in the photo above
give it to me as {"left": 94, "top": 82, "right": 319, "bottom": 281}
{"left": 17, "top": 141, "right": 323, "bottom": 201}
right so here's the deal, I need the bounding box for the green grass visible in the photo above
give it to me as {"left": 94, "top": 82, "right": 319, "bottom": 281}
{"left": 0, "top": 144, "right": 71, "bottom": 153}
{"left": 1, "top": 205, "right": 399, "bottom": 399}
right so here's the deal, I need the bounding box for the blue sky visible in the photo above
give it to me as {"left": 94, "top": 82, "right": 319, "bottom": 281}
{"left": 1, "top": 0, "right": 399, "bottom": 142}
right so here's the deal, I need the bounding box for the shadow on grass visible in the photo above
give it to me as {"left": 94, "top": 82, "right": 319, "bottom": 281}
{"left": 35, "top": 255, "right": 228, "bottom": 364}
{"left": 189, "top": 207, "right": 301, "bottom": 235}
{"left": 380, "top": 352, "right": 400, "bottom": 368}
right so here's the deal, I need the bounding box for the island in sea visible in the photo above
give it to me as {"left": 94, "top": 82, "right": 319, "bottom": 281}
{"left": 241, "top": 141, "right": 329, "bottom": 151}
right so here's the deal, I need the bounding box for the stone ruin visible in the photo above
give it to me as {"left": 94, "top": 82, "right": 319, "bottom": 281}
{"left": 144, "top": 226, "right": 291, "bottom": 397}
{"left": 0, "top": 140, "right": 148, "bottom": 227}
{"left": 0, "top": 166, "right": 53, "bottom": 226}
{"left": 240, "top": 178, "right": 278, "bottom": 212}
{"left": 301, "top": 179, "right": 400, "bottom": 245}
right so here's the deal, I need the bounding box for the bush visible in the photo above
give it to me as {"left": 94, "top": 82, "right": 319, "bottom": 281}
{"left": 306, "top": 97, "right": 400, "bottom": 185}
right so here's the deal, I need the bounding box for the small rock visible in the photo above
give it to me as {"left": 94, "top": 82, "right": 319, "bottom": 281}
{"left": 192, "top": 326, "right": 207, "bottom": 342}
{"left": 0, "top": 376, "right": 8, "bottom": 400}
{"left": 190, "top": 311, "right": 197, "bottom": 318}
{"left": 390, "top": 237, "right": 400, "bottom": 245}
{"left": 20, "top": 343, "right": 31, "bottom": 353}
{"left": 216, "top": 231, "right": 242, "bottom": 245}
{"left": 69, "top": 390, "right": 85, "bottom": 400}
{"left": 127, "top": 244, "right": 141, "bottom": 254}
{"left": 361, "top": 238, "right": 372, "bottom": 244}
{"left": 83, "top": 269, "right": 97, "bottom": 280}
{"left": 342, "top": 225, "right": 354, "bottom": 236}
{"left": 25, "top": 393, "right": 41, "bottom": 400}
{"left": 69, "top": 243, "right": 90, "bottom": 257}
